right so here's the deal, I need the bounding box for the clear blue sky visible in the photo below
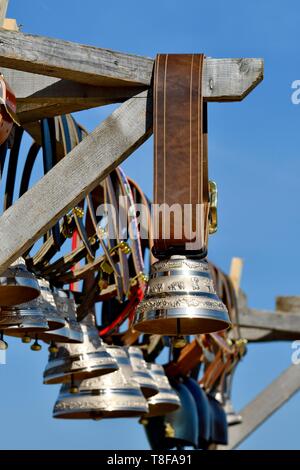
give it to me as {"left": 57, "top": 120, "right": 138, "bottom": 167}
{"left": 0, "top": 0, "right": 299, "bottom": 450}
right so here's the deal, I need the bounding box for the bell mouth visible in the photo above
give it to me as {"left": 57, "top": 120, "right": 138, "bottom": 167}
{"left": 53, "top": 408, "right": 147, "bottom": 420}
{"left": 44, "top": 363, "right": 118, "bottom": 385}
{"left": 140, "top": 384, "right": 159, "bottom": 399}
{"left": 146, "top": 401, "right": 181, "bottom": 418}
{"left": 0, "top": 284, "right": 40, "bottom": 306}
{"left": 134, "top": 308, "right": 230, "bottom": 335}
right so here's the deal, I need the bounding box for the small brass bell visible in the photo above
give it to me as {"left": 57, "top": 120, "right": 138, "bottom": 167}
{"left": 145, "top": 364, "right": 180, "bottom": 417}
{"left": 133, "top": 256, "right": 231, "bottom": 335}
{"left": 31, "top": 336, "right": 42, "bottom": 351}
{"left": 53, "top": 346, "right": 148, "bottom": 420}
{"left": 127, "top": 346, "right": 159, "bottom": 398}
{"left": 0, "top": 257, "right": 40, "bottom": 306}
{"left": 43, "top": 312, "right": 118, "bottom": 385}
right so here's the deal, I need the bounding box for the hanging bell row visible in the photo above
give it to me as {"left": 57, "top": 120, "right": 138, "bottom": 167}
{"left": 133, "top": 256, "right": 231, "bottom": 336}
{"left": 143, "top": 377, "right": 230, "bottom": 450}
{"left": 52, "top": 345, "right": 181, "bottom": 421}
{"left": 0, "top": 278, "right": 84, "bottom": 349}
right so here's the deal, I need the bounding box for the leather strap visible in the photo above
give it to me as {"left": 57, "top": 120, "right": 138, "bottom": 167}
{"left": 153, "top": 54, "right": 209, "bottom": 258}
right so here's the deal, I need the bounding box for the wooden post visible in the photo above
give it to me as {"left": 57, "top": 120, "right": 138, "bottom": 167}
{"left": 229, "top": 257, "right": 244, "bottom": 294}
{"left": 0, "top": 0, "right": 8, "bottom": 27}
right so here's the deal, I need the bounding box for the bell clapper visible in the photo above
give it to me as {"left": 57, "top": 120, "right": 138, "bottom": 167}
{"left": 69, "top": 375, "right": 79, "bottom": 394}
{"left": 22, "top": 333, "right": 31, "bottom": 344}
{"left": 31, "top": 336, "right": 42, "bottom": 351}
{"left": 48, "top": 341, "right": 59, "bottom": 354}
{"left": 0, "top": 331, "right": 8, "bottom": 350}
{"left": 172, "top": 335, "right": 187, "bottom": 349}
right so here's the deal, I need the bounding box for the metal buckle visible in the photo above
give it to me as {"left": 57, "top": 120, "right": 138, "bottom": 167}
{"left": 208, "top": 180, "right": 218, "bottom": 235}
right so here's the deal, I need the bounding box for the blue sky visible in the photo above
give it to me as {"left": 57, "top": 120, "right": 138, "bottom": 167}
{"left": 0, "top": 0, "right": 299, "bottom": 450}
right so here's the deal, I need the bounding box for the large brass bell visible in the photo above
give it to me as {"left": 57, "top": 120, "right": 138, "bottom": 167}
{"left": 0, "top": 257, "right": 40, "bottom": 306}
{"left": 38, "top": 289, "right": 83, "bottom": 345}
{"left": 133, "top": 256, "right": 231, "bottom": 335}
{"left": 145, "top": 364, "right": 180, "bottom": 417}
{"left": 43, "top": 312, "right": 118, "bottom": 384}
{"left": 127, "top": 346, "right": 159, "bottom": 398}
{"left": 53, "top": 345, "right": 148, "bottom": 420}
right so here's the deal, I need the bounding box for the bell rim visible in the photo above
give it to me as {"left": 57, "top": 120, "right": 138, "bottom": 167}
{"left": 133, "top": 307, "right": 231, "bottom": 335}
{"left": 43, "top": 363, "right": 118, "bottom": 384}
{"left": 0, "top": 282, "right": 40, "bottom": 306}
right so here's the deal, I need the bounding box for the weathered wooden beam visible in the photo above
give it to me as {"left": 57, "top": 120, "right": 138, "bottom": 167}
{"left": 0, "top": 29, "right": 263, "bottom": 100}
{"left": 220, "top": 365, "right": 300, "bottom": 450}
{"left": 240, "top": 308, "right": 300, "bottom": 334}
{"left": 0, "top": 90, "right": 152, "bottom": 273}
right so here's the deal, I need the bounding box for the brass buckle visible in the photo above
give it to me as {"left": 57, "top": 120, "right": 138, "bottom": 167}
{"left": 208, "top": 180, "right": 218, "bottom": 235}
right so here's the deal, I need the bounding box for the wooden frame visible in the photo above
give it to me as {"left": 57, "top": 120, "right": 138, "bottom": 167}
{"left": 3, "top": 0, "right": 297, "bottom": 452}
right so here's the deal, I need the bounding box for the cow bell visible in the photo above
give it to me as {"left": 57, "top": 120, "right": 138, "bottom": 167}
{"left": 143, "top": 387, "right": 199, "bottom": 449}
{"left": 184, "top": 377, "right": 211, "bottom": 449}
{"left": 0, "top": 257, "right": 40, "bottom": 307}
{"left": 127, "top": 346, "right": 159, "bottom": 398}
{"left": 43, "top": 312, "right": 117, "bottom": 384}
{"left": 53, "top": 345, "right": 148, "bottom": 419}
{"left": 145, "top": 364, "right": 180, "bottom": 417}
{"left": 133, "top": 256, "right": 231, "bottom": 335}
{"left": 38, "top": 289, "right": 83, "bottom": 345}
{"left": 207, "top": 393, "right": 228, "bottom": 446}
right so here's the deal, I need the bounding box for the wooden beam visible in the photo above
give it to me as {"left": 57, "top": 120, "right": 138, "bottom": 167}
{"left": 239, "top": 308, "right": 300, "bottom": 334}
{"left": 0, "top": 90, "right": 152, "bottom": 273}
{"left": 220, "top": 365, "right": 300, "bottom": 449}
{"left": 0, "top": 30, "right": 263, "bottom": 100}
{"left": 0, "top": 0, "right": 8, "bottom": 26}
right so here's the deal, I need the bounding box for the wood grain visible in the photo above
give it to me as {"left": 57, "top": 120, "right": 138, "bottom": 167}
{"left": 0, "top": 30, "right": 263, "bottom": 100}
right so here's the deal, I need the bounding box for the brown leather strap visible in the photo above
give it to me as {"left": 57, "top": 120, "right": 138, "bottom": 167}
{"left": 153, "top": 54, "right": 209, "bottom": 258}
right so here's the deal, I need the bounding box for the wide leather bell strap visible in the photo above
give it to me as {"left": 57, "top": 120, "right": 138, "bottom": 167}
{"left": 153, "top": 53, "right": 209, "bottom": 257}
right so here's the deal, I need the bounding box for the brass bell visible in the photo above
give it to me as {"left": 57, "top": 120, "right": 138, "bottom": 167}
{"left": 43, "top": 312, "right": 118, "bottom": 385}
{"left": 53, "top": 345, "right": 148, "bottom": 420}
{"left": 127, "top": 346, "right": 159, "bottom": 398}
{"left": 38, "top": 289, "right": 83, "bottom": 345}
{"left": 133, "top": 256, "right": 231, "bottom": 335}
{"left": 145, "top": 364, "right": 180, "bottom": 417}
{"left": 0, "top": 257, "right": 40, "bottom": 306}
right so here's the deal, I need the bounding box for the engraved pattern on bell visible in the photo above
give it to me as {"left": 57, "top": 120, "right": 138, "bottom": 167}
{"left": 43, "top": 313, "right": 118, "bottom": 384}
{"left": 53, "top": 346, "right": 148, "bottom": 419}
{"left": 147, "top": 275, "right": 215, "bottom": 296}
{"left": 0, "top": 257, "right": 40, "bottom": 307}
{"left": 151, "top": 256, "right": 210, "bottom": 273}
{"left": 144, "top": 364, "right": 181, "bottom": 417}
{"left": 127, "top": 346, "right": 159, "bottom": 398}
{"left": 133, "top": 256, "right": 231, "bottom": 335}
